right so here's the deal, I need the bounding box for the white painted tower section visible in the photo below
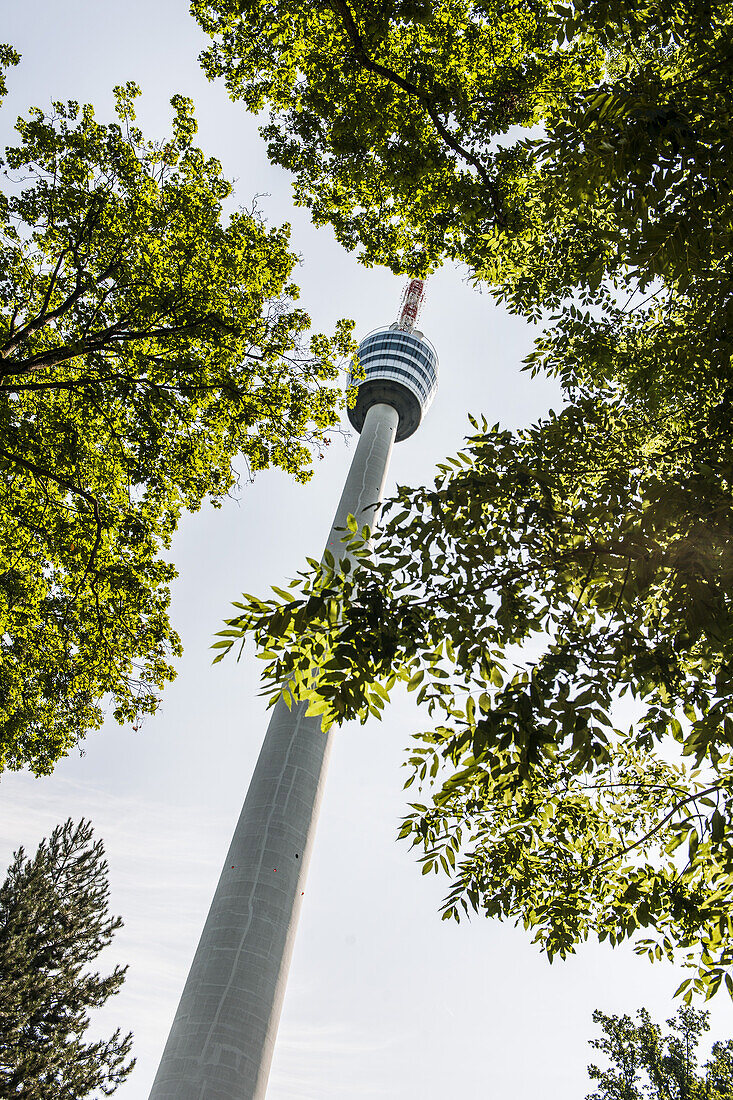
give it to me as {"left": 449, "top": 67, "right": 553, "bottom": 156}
{"left": 149, "top": 284, "right": 437, "bottom": 1100}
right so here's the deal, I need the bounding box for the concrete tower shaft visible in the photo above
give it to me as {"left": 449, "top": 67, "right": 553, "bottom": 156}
{"left": 148, "top": 404, "right": 398, "bottom": 1100}
{"left": 149, "top": 284, "right": 437, "bottom": 1100}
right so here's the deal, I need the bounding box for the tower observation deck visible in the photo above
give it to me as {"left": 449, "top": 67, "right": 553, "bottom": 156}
{"left": 348, "top": 281, "right": 439, "bottom": 441}
{"left": 149, "top": 280, "right": 438, "bottom": 1100}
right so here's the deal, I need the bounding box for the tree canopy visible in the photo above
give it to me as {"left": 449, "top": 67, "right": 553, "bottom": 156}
{"left": 192, "top": 0, "right": 730, "bottom": 306}
{"left": 0, "top": 77, "right": 353, "bottom": 774}
{"left": 587, "top": 1006, "right": 733, "bottom": 1100}
{"left": 0, "top": 818, "right": 133, "bottom": 1097}
{"left": 193, "top": 0, "right": 732, "bottom": 421}
{"left": 206, "top": 1, "right": 733, "bottom": 1000}
{"left": 193, "top": 0, "right": 602, "bottom": 283}
{"left": 213, "top": 387, "right": 733, "bottom": 1001}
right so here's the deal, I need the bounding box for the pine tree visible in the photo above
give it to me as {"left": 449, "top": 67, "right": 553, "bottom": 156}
{"left": 0, "top": 818, "right": 134, "bottom": 1097}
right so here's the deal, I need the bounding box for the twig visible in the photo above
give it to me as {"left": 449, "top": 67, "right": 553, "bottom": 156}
{"left": 588, "top": 784, "right": 724, "bottom": 872}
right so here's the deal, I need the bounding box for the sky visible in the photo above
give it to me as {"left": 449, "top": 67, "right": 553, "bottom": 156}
{"left": 1, "top": 3, "right": 731, "bottom": 1098}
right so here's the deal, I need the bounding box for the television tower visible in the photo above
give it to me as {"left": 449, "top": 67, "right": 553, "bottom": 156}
{"left": 149, "top": 280, "right": 439, "bottom": 1100}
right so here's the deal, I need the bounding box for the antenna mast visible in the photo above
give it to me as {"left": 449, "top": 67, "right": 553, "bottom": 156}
{"left": 397, "top": 278, "right": 426, "bottom": 331}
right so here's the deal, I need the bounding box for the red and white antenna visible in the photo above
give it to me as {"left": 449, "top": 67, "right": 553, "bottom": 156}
{"left": 397, "top": 278, "right": 426, "bottom": 331}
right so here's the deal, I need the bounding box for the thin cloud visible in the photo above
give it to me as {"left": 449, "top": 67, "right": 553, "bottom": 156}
{"left": 270, "top": 1020, "right": 400, "bottom": 1099}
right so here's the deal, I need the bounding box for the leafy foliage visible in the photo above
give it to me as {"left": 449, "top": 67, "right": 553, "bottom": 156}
{"left": 0, "top": 81, "right": 354, "bottom": 773}
{"left": 193, "top": 0, "right": 733, "bottom": 425}
{"left": 587, "top": 1006, "right": 733, "bottom": 1100}
{"left": 204, "top": 0, "right": 733, "bottom": 998}
{"left": 214, "top": 385, "right": 733, "bottom": 1000}
{"left": 193, "top": 0, "right": 731, "bottom": 306}
{"left": 0, "top": 818, "right": 134, "bottom": 1097}
{"left": 193, "top": 0, "right": 603, "bottom": 279}
{"left": 0, "top": 44, "right": 19, "bottom": 107}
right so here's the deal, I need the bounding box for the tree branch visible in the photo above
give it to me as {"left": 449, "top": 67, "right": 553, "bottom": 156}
{"left": 0, "top": 197, "right": 121, "bottom": 364}
{"left": 0, "top": 312, "right": 226, "bottom": 379}
{"left": 0, "top": 446, "right": 104, "bottom": 595}
{"left": 327, "top": 0, "right": 506, "bottom": 227}
{"left": 0, "top": 267, "right": 89, "bottom": 358}
{"left": 588, "top": 784, "right": 724, "bottom": 872}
